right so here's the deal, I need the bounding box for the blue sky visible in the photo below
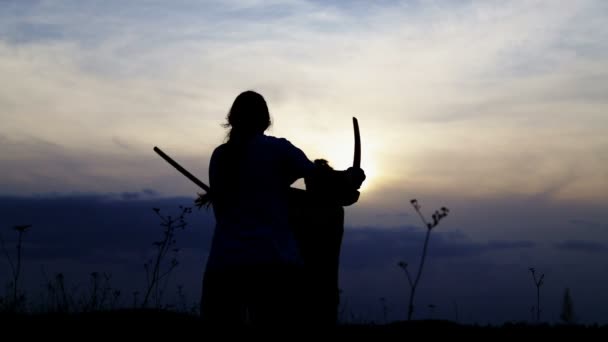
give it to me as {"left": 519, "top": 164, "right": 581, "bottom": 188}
{"left": 1, "top": 0, "right": 607, "bottom": 324}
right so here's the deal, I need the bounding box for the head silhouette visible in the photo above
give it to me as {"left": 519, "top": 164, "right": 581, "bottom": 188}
{"left": 225, "top": 90, "right": 271, "bottom": 143}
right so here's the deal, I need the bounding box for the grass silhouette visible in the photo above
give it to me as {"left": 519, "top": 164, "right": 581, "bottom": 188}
{"left": 0, "top": 224, "right": 31, "bottom": 312}
{"left": 529, "top": 267, "right": 545, "bottom": 323}
{"left": 398, "top": 199, "right": 449, "bottom": 321}
{"left": 142, "top": 206, "right": 192, "bottom": 309}
{"left": 2, "top": 204, "right": 608, "bottom": 335}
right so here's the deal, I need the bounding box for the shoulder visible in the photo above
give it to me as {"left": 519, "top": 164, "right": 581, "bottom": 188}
{"left": 211, "top": 143, "right": 229, "bottom": 155}
{"left": 259, "top": 135, "right": 300, "bottom": 151}
{"left": 210, "top": 143, "right": 229, "bottom": 164}
{"left": 263, "top": 135, "right": 314, "bottom": 171}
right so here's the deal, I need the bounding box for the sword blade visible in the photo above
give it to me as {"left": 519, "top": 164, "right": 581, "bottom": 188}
{"left": 352, "top": 117, "right": 361, "bottom": 169}
{"left": 153, "top": 146, "right": 211, "bottom": 193}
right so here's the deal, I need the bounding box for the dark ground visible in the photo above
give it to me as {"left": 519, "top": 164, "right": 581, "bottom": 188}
{"left": 3, "top": 310, "right": 607, "bottom": 337}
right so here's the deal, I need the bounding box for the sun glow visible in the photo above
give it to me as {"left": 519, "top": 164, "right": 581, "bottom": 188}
{"left": 307, "top": 135, "right": 380, "bottom": 194}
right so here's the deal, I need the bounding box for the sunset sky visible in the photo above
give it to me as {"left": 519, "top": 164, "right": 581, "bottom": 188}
{"left": 1, "top": 0, "right": 607, "bottom": 324}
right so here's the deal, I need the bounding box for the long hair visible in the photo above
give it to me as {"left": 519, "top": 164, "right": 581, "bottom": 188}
{"left": 224, "top": 90, "right": 271, "bottom": 144}
{"left": 197, "top": 91, "right": 271, "bottom": 210}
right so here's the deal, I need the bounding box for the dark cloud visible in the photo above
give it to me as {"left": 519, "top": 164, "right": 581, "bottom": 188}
{"left": 0, "top": 193, "right": 216, "bottom": 307}
{"left": 118, "top": 189, "right": 160, "bottom": 200}
{"left": 555, "top": 240, "right": 608, "bottom": 253}
{"left": 0, "top": 194, "right": 215, "bottom": 263}
{"left": 341, "top": 227, "right": 538, "bottom": 270}
{"left": 486, "top": 240, "right": 537, "bottom": 249}
{"left": 142, "top": 188, "right": 158, "bottom": 197}
{"left": 569, "top": 219, "right": 607, "bottom": 230}
{"left": 120, "top": 192, "right": 140, "bottom": 200}
{"left": 1, "top": 194, "right": 607, "bottom": 324}
{"left": 0, "top": 194, "right": 534, "bottom": 273}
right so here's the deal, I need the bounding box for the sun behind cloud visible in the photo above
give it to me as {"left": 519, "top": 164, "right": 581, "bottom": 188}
{"left": 300, "top": 123, "right": 380, "bottom": 193}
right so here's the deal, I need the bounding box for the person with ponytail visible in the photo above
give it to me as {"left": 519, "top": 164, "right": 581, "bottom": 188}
{"left": 199, "top": 90, "right": 365, "bottom": 328}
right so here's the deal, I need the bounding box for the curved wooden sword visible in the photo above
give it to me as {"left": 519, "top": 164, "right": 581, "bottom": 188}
{"left": 352, "top": 117, "right": 361, "bottom": 169}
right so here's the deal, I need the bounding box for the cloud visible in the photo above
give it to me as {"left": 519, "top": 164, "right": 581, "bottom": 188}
{"left": 555, "top": 240, "right": 608, "bottom": 253}
{"left": 142, "top": 188, "right": 159, "bottom": 197}
{"left": 341, "top": 226, "right": 537, "bottom": 270}
{"left": 0, "top": 194, "right": 216, "bottom": 264}
{"left": 1, "top": 6, "right": 608, "bottom": 322}
{"left": 486, "top": 240, "right": 537, "bottom": 249}
{"left": 0, "top": 194, "right": 537, "bottom": 271}
{"left": 0, "top": 135, "right": 211, "bottom": 196}
{"left": 119, "top": 189, "right": 159, "bottom": 201}
{"left": 1, "top": 0, "right": 607, "bottom": 202}
{"left": 374, "top": 211, "right": 409, "bottom": 219}
{"left": 569, "top": 219, "right": 607, "bottom": 230}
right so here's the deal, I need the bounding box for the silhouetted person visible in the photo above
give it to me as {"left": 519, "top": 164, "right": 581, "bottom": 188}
{"left": 199, "top": 90, "right": 365, "bottom": 328}
{"left": 289, "top": 159, "right": 361, "bottom": 326}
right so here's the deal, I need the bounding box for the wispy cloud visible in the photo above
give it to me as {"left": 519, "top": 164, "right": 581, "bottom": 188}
{"left": 0, "top": 135, "right": 210, "bottom": 195}
{"left": 1, "top": 0, "right": 607, "bottom": 202}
